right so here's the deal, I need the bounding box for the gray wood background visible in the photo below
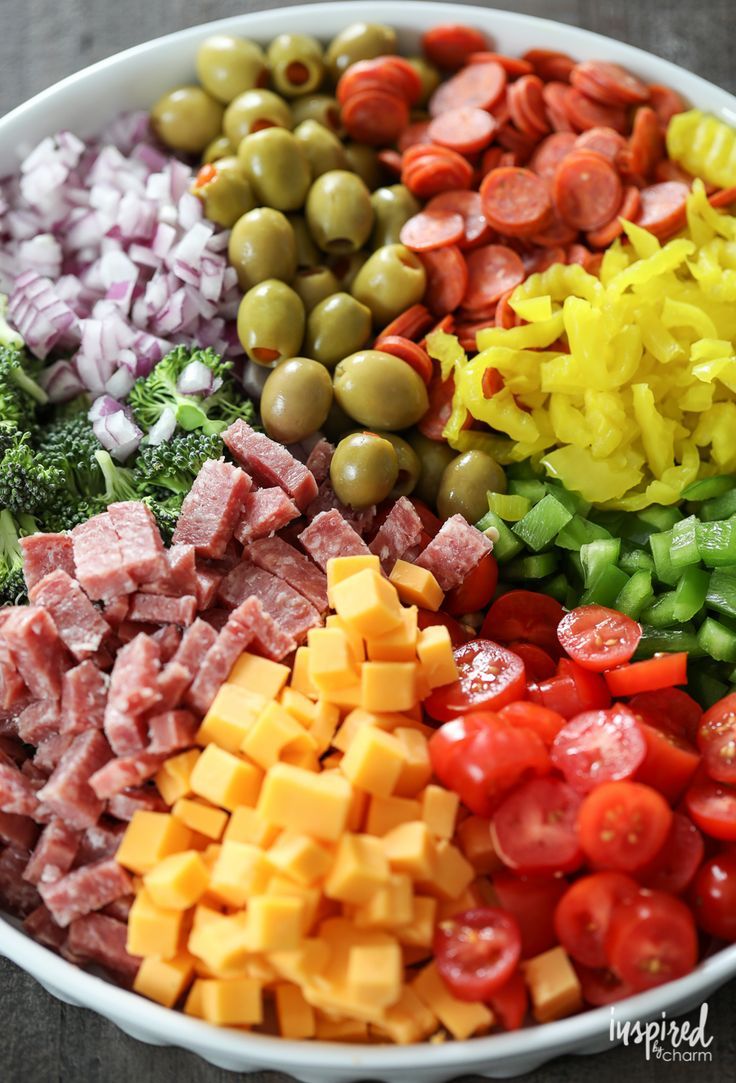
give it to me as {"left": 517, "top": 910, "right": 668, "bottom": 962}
{"left": 1, "top": 1, "right": 734, "bottom": 1080}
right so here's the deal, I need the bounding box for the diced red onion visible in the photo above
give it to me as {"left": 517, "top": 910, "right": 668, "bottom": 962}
{"left": 88, "top": 394, "right": 124, "bottom": 421}
{"left": 105, "top": 366, "right": 136, "bottom": 400}
{"left": 93, "top": 408, "right": 142, "bottom": 461}
{"left": 177, "top": 359, "right": 216, "bottom": 397}
{"left": 39, "top": 360, "right": 85, "bottom": 403}
{"left": 146, "top": 407, "right": 177, "bottom": 446}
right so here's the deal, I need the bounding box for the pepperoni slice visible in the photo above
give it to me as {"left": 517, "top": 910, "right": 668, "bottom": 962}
{"left": 531, "top": 215, "right": 578, "bottom": 247}
{"left": 620, "top": 106, "right": 663, "bottom": 178}
{"left": 398, "top": 120, "right": 432, "bottom": 152}
{"left": 508, "top": 75, "right": 550, "bottom": 137}
{"left": 480, "top": 166, "right": 553, "bottom": 237}
{"left": 571, "top": 61, "right": 650, "bottom": 106}
{"left": 399, "top": 209, "right": 466, "bottom": 252}
{"left": 586, "top": 185, "right": 641, "bottom": 248}
{"left": 710, "top": 187, "right": 736, "bottom": 210}
{"left": 530, "top": 131, "right": 577, "bottom": 181}
{"left": 422, "top": 24, "right": 489, "bottom": 70}
{"left": 469, "top": 53, "right": 534, "bottom": 78}
{"left": 342, "top": 89, "right": 409, "bottom": 145}
{"left": 402, "top": 147, "right": 474, "bottom": 199}
{"left": 429, "top": 61, "right": 507, "bottom": 117}
{"left": 419, "top": 245, "right": 469, "bottom": 316}
{"left": 375, "top": 336, "right": 434, "bottom": 383}
{"left": 428, "top": 106, "right": 498, "bottom": 153}
{"left": 564, "top": 88, "right": 628, "bottom": 134}
{"left": 375, "top": 303, "right": 434, "bottom": 343}
{"left": 529, "top": 246, "right": 568, "bottom": 274}
{"left": 427, "top": 190, "right": 492, "bottom": 249}
{"left": 481, "top": 146, "right": 504, "bottom": 176}
{"left": 566, "top": 243, "right": 597, "bottom": 270}
{"left": 655, "top": 160, "right": 694, "bottom": 185}
{"left": 575, "top": 126, "right": 627, "bottom": 163}
{"left": 381, "top": 57, "right": 424, "bottom": 106}
{"left": 462, "top": 244, "right": 526, "bottom": 310}
{"left": 497, "top": 124, "right": 539, "bottom": 160}
{"left": 542, "top": 82, "right": 575, "bottom": 132}
{"left": 524, "top": 49, "right": 576, "bottom": 84}
{"left": 636, "top": 181, "right": 689, "bottom": 239}
{"left": 648, "top": 84, "right": 687, "bottom": 128}
{"left": 553, "top": 150, "right": 623, "bottom": 231}
{"left": 495, "top": 289, "right": 520, "bottom": 329}
{"left": 337, "top": 58, "right": 420, "bottom": 107}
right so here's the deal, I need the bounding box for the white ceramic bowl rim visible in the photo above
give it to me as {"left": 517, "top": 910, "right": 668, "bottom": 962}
{"left": 2, "top": 2, "right": 736, "bottom": 1076}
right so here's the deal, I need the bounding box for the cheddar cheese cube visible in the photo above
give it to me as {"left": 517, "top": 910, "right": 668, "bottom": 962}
{"left": 143, "top": 850, "right": 210, "bottom": 911}
{"left": 116, "top": 811, "right": 193, "bottom": 875}
{"left": 326, "top": 554, "right": 381, "bottom": 605}
{"left": 333, "top": 707, "right": 410, "bottom": 753}
{"left": 188, "top": 911, "right": 250, "bottom": 975}
{"left": 268, "top": 832, "right": 333, "bottom": 886}
{"left": 200, "top": 977, "right": 263, "bottom": 1027}
{"left": 183, "top": 979, "right": 204, "bottom": 1018}
{"left": 365, "top": 794, "right": 421, "bottom": 836}
{"left": 392, "top": 727, "right": 432, "bottom": 797}
{"left": 127, "top": 888, "right": 183, "bottom": 959}
{"left": 366, "top": 606, "right": 418, "bottom": 663}
{"left": 307, "top": 627, "right": 357, "bottom": 691}
{"left": 274, "top": 982, "right": 316, "bottom": 1039}
{"left": 353, "top": 873, "right": 413, "bottom": 929}
{"left": 279, "top": 688, "right": 316, "bottom": 727}
{"left": 381, "top": 821, "right": 436, "bottom": 879}
{"left": 241, "top": 701, "right": 316, "bottom": 770}
{"left": 269, "top": 937, "right": 331, "bottom": 985}
{"left": 389, "top": 560, "right": 444, "bottom": 611}
{"left": 133, "top": 952, "right": 194, "bottom": 1008}
{"left": 413, "top": 962, "right": 494, "bottom": 1040}
{"left": 228, "top": 651, "right": 290, "bottom": 700}
{"left": 314, "top": 1016, "right": 369, "bottom": 1042}
{"left": 361, "top": 661, "right": 418, "bottom": 712}
{"left": 208, "top": 840, "right": 271, "bottom": 906}
{"left": 190, "top": 744, "right": 263, "bottom": 811}
{"left": 332, "top": 568, "right": 403, "bottom": 638}
{"left": 375, "top": 985, "right": 438, "bottom": 1044}
{"left": 257, "top": 763, "right": 352, "bottom": 841}
{"left": 436, "top": 883, "right": 484, "bottom": 922}
{"left": 324, "top": 833, "right": 390, "bottom": 904}
{"left": 223, "top": 805, "right": 279, "bottom": 848}
{"left": 346, "top": 785, "right": 368, "bottom": 833}
{"left": 196, "top": 683, "right": 267, "bottom": 752}
{"left": 340, "top": 725, "right": 406, "bottom": 797}
{"left": 326, "top": 613, "right": 366, "bottom": 664}
{"left": 456, "top": 815, "right": 504, "bottom": 874}
{"left": 245, "top": 894, "right": 305, "bottom": 952}
{"left": 155, "top": 749, "right": 200, "bottom": 806}
{"left": 418, "top": 838, "right": 475, "bottom": 901}
{"left": 417, "top": 624, "right": 458, "bottom": 688}
{"left": 523, "top": 946, "right": 583, "bottom": 1023}
{"left": 172, "top": 797, "right": 228, "bottom": 840}
{"left": 280, "top": 744, "right": 321, "bottom": 772}
{"left": 420, "top": 785, "right": 459, "bottom": 839}
{"left": 319, "top": 679, "right": 363, "bottom": 710}
{"left": 308, "top": 699, "right": 340, "bottom": 755}
{"left": 346, "top": 939, "right": 402, "bottom": 1007}
{"left": 290, "top": 646, "right": 318, "bottom": 699}
{"left": 396, "top": 894, "right": 437, "bottom": 948}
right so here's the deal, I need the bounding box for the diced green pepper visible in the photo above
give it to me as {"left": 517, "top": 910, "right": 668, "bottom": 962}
{"left": 580, "top": 538, "right": 622, "bottom": 587}
{"left": 637, "top": 505, "right": 683, "bottom": 531}
{"left": 700, "top": 489, "right": 736, "bottom": 522}
{"left": 504, "top": 552, "right": 559, "bottom": 580}
{"left": 669, "top": 515, "right": 701, "bottom": 570}
{"left": 618, "top": 546, "right": 655, "bottom": 575}
{"left": 641, "top": 592, "right": 680, "bottom": 629}
{"left": 681, "top": 475, "right": 736, "bottom": 502}
{"left": 539, "top": 573, "right": 570, "bottom": 604}
{"left": 648, "top": 530, "right": 679, "bottom": 586}
{"left": 580, "top": 565, "right": 629, "bottom": 607}
{"left": 698, "top": 617, "right": 736, "bottom": 663}
{"left": 696, "top": 519, "right": 736, "bottom": 567}
{"left": 555, "top": 516, "right": 612, "bottom": 551}
{"left": 512, "top": 494, "right": 573, "bottom": 552}
{"left": 635, "top": 624, "right": 703, "bottom": 659}
{"left": 614, "top": 569, "right": 655, "bottom": 620}
{"left": 475, "top": 510, "right": 524, "bottom": 563}
{"left": 545, "top": 480, "right": 591, "bottom": 517}
{"left": 706, "top": 569, "right": 736, "bottom": 621}
{"left": 508, "top": 479, "right": 547, "bottom": 504}
{"left": 673, "top": 566, "right": 710, "bottom": 622}
{"left": 688, "top": 668, "right": 730, "bottom": 709}
{"left": 487, "top": 491, "right": 531, "bottom": 522}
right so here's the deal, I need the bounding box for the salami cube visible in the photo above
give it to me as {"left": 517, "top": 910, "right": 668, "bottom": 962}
{"left": 147, "top": 709, "right": 197, "bottom": 754}
{"left": 0, "top": 653, "right": 27, "bottom": 712}
{"left": 369, "top": 497, "right": 424, "bottom": 572}
{"left": 172, "top": 459, "right": 251, "bottom": 559}
{"left": 0, "top": 845, "right": 41, "bottom": 916}
{"left": 107, "top": 788, "right": 167, "bottom": 821}
{"left": 415, "top": 513, "right": 493, "bottom": 591}
{"left": 0, "top": 760, "right": 43, "bottom": 818}
{"left": 156, "top": 662, "right": 191, "bottom": 710}
{"left": 223, "top": 419, "right": 318, "bottom": 510}
{"left": 186, "top": 597, "right": 264, "bottom": 714}
{"left": 33, "top": 734, "right": 74, "bottom": 775}
{"left": 71, "top": 513, "right": 137, "bottom": 600}
{"left": 67, "top": 912, "right": 141, "bottom": 978}
{"left": 305, "top": 481, "right": 376, "bottom": 535}
{"left": 234, "top": 487, "right": 300, "bottom": 545}
{"left": 305, "top": 438, "right": 335, "bottom": 484}
{"left": 36, "top": 730, "right": 112, "bottom": 829}
{"left": 104, "top": 635, "right": 162, "bottom": 756}
{"left": 2, "top": 606, "right": 69, "bottom": 700}
{"left": 246, "top": 536, "right": 328, "bottom": 612}
{"left": 171, "top": 619, "right": 217, "bottom": 683}
{"left": 77, "top": 820, "right": 126, "bottom": 864}
{"left": 23, "top": 818, "right": 80, "bottom": 885}
{"left": 151, "top": 624, "right": 182, "bottom": 663}
{"left": 89, "top": 752, "right": 166, "bottom": 799}
{"left": 0, "top": 809, "right": 39, "bottom": 850}
{"left": 29, "top": 569, "right": 110, "bottom": 660}
{"left": 61, "top": 661, "right": 109, "bottom": 736}
{"left": 218, "top": 561, "right": 320, "bottom": 643}
{"left": 20, "top": 533, "right": 75, "bottom": 592}
{"left": 298, "top": 509, "right": 371, "bottom": 571}
{"left": 194, "top": 567, "right": 222, "bottom": 610}
{"left": 39, "top": 857, "right": 133, "bottom": 927}
{"left": 23, "top": 904, "right": 67, "bottom": 950}
{"left": 108, "top": 501, "right": 167, "bottom": 585}
{"left": 17, "top": 700, "right": 61, "bottom": 745}
{"left": 127, "top": 593, "right": 197, "bottom": 627}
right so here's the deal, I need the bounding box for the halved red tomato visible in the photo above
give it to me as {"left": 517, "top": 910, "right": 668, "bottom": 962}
{"left": 634, "top": 720, "right": 700, "bottom": 803}
{"left": 578, "top": 780, "right": 673, "bottom": 872}
{"left": 481, "top": 590, "right": 564, "bottom": 652}
{"left": 492, "top": 871, "right": 568, "bottom": 958}
{"left": 424, "top": 639, "right": 526, "bottom": 721}
{"left": 417, "top": 607, "right": 471, "bottom": 648}
{"left": 638, "top": 812, "right": 704, "bottom": 895}
{"left": 487, "top": 970, "right": 529, "bottom": 1030}
{"left": 557, "top": 605, "right": 641, "bottom": 671}
{"left": 605, "top": 889, "right": 698, "bottom": 991}
{"left": 554, "top": 871, "right": 640, "bottom": 967}
{"left": 499, "top": 700, "right": 567, "bottom": 746}
{"left": 690, "top": 853, "right": 736, "bottom": 941}
{"left": 433, "top": 907, "right": 521, "bottom": 1001}
{"left": 697, "top": 692, "right": 736, "bottom": 785}
{"left": 685, "top": 771, "right": 736, "bottom": 840}
{"left": 550, "top": 706, "right": 647, "bottom": 793}
{"left": 491, "top": 776, "right": 583, "bottom": 875}
{"left": 574, "top": 963, "right": 635, "bottom": 1006}
{"left": 507, "top": 641, "right": 557, "bottom": 682}
{"left": 627, "top": 687, "right": 702, "bottom": 743}
{"left": 444, "top": 553, "right": 498, "bottom": 615}
{"left": 528, "top": 658, "right": 611, "bottom": 718}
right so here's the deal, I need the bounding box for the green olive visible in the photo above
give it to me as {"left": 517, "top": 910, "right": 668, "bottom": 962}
{"left": 373, "top": 432, "right": 422, "bottom": 498}
{"left": 304, "top": 292, "right": 372, "bottom": 369}
{"left": 370, "top": 185, "right": 421, "bottom": 248}
{"left": 327, "top": 251, "right": 367, "bottom": 290}
{"left": 343, "top": 143, "right": 382, "bottom": 190}
{"left": 223, "top": 89, "right": 292, "bottom": 146}
{"left": 150, "top": 86, "right": 224, "bottom": 154}
{"left": 196, "top": 35, "right": 268, "bottom": 103}
{"left": 351, "top": 244, "right": 426, "bottom": 327}
{"left": 228, "top": 207, "right": 297, "bottom": 290}
{"left": 321, "top": 398, "right": 353, "bottom": 443}
{"left": 287, "top": 215, "right": 320, "bottom": 267}
{"left": 330, "top": 432, "right": 399, "bottom": 508}
{"left": 407, "top": 430, "right": 457, "bottom": 508}
{"left": 237, "top": 279, "right": 305, "bottom": 366}
{"left": 305, "top": 170, "right": 373, "bottom": 254}
{"left": 333, "top": 350, "right": 429, "bottom": 431}
{"left": 202, "top": 134, "right": 236, "bottom": 163}
{"left": 292, "top": 266, "right": 340, "bottom": 312}
{"left": 406, "top": 57, "right": 441, "bottom": 106}
{"left": 238, "top": 128, "right": 311, "bottom": 211}
{"left": 260, "top": 357, "right": 333, "bottom": 443}
{"left": 193, "top": 157, "right": 255, "bottom": 227}
{"left": 267, "top": 34, "right": 325, "bottom": 98}
{"left": 437, "top": 451, "right": 508, "bottom": 523}
{"left": 293, "top": 120, "right": 349, "bottom": 178}
{"left": 325, "top": 22, "right": 398, "bottom": 80}
{"left": 291, "top": 95, "right": 343, "bottom": 135}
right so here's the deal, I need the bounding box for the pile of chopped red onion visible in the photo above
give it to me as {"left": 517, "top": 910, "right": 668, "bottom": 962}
{"left": 0, "top": 113, "right": 243, "bottom": 445}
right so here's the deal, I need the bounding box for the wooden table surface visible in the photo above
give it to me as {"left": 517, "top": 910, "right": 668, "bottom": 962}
{"left": 1, "top": 1, "right": 734, "bottom": 1080}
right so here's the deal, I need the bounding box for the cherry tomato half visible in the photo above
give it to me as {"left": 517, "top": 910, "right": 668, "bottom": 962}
{"left": 529, "top": 658, "right": 611, "bottom": 718}
{"left": 638, "top": 812, "right": 704, "bottom": 896}
{"left": 685, "top": 771, "right": 736, "bottom": 840}
{"left": 481, "top": 590, "right": 564, "bottom": 653}
{"left": 487, "top": 969, "right": 529, "bottom": 1030}
{"left": 498, "top": 700, "right": 567, "bottom": 746}
{"left": 434, "top": 907, "right": 522, "bottom": 1001}
{"left": 697, "top": 692, "right": 736, "bottom": 785}
{"left": 507, "top": 641, "right": 557, "bottom": 682}
{"left": 492, "top": 776, "right": 583, "bottom": 875}
{"left": 550, "top": 705, "right": 647, "bottom": 793}
{"left": 492, "top": 871, "right": 568, "bottom": 958}
{"left": 417, "top": 607, "right": 471, "bottom": 648}
{"left": 578, "top": 780, "right": 673, "bottom": 872}
{"left": 604, "top": 652, "right": 688, "bottom": 696}
{"left": 424, "top": 639, "right": 527, "bottom": 722}
{"left": 554, "top": 871, "right": 640, "bottom": 968}
{"left": 605, "top": 889, "right": 698, "bottom": 992}
{"left": 444, "top": 553, "right": 499, "bottom": 615}
{"left": 557, "top": 604, "right": 642, "bottom": 671}
{"left": 574, "top": 962, "right": 636, "bottom": 1006}
{"left": 690, "top": 852, "right": 736, "bottom": 941}
{"left": 634, "top": 721, "right": 700, "bottom": 804}
{"left": 627, "top": 687, "right": 702, "bottom": 744}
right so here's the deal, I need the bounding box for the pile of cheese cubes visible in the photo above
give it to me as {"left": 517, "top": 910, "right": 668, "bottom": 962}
{"left": 116, "top": 555, "right": 583, "bottom": 1042}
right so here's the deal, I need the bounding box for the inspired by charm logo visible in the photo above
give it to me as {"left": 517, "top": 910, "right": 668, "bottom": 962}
{"left": 610, "top": 1003, "right": 714, "bottom": 1062}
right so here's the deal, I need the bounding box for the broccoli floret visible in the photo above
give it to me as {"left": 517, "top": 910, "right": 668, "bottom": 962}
{"left": 94, "top": 449, "right": 139, "bottom": 504}
{"left": 134, "top": 430, "right": 223, "bottom": 496}
{"left": 42, "top": 448, "right": 140, "bottom": 533}
{"left": 127, "top": 346, "right": 256, "bottom": 436}
{"left": 0, "top": 345, "right": 48, "bottom": 434}
{"left": 140, "top": 492, "right": 183, "bottom": 544}
{"left": 0, "top": 509, "right": 37, "bottom": 605}
{"left": 0, "top": 432, "right": 67, "bottom": 517}
{"left": 36, "top": 412, "right": 106, "bottom": 500}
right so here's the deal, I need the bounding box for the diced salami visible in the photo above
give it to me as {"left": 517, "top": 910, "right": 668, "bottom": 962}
{"left": 305, "top": 439, "right": 335, "bottom": 484}
{"left": 102, "top": 895, "right": 135, "bottom": 921}
{"left": 186, "top": 596, "right": 260, "bottom": 714}
{"left": 107, "top": 501, "right": 167, "bottom": 585}
{"left": 102, "top": 595, "right": 130, "bottom": 627}
{"left": 1, "top": 606, "right": 69, "bottom": 700}
{"left": 76, "top": 820, "right": 126, "bottom": 864}
{"left": 23, "top": 904, "right": 67, "bottom": 950}
{"left": 116, "top": 620, "right": 157, "bottom": 643}
{"left": 107, "top": 788, "right": 167, "bottom": 821}
{"left": 0, "top": 810, "right": 39, "bottom": 850}
{"left": 246, "top": 536, "right": 328, "bottom": 612}
{"left": 16, "top": 700, "right": 60, "bottom": 745}
{"left": 151, "top": 624, "right": 182, "bottom": 663}
{"left": 127, "top": 593, "right": 197, "bottom": 626}
{"left": 171, "top": 619, "right": 217, "bottom": 683}
{"left": 194, "top": 566, "right": 222, "bottom": 610}
{"left": 415, "top": 512, "right": 493, "bottom": 591}
{"left": 200, "top": 608, "right": 230, "bottom": 632}
{"left": 71, "top": 513, "right": 137, "bottom": 601}
{"left": 36, "top": 730, "right": 112, "bottom": 829}
{"left": 306, "top": 481, "right": 376, "bottom": 534}
{"left": 20, "top": 533, "right": 75, "bottom": 593}
{"left": 0, "top": 845, "right": 40, "bottom": 916}
{"left": 148, "top": 709, "right": 197, "bottom": 754}
{"left": 61, "top": 661, "right": 108, "bottom": 736}
{"left": 67, "top": 912, "right": 141, "bottom": 979}
{"left": 218, "top": 561, "right": 320, "bottom": 642}
{"left": 141, "top": 544, "right": 198, "bottom": 597}
{"left": 39, "top": 857, "right": 132, "bottom": 927}
{"left": 33, "top": 734, "right": 75, "bottom": 775}
{"left": 0, "top": 655, "right": 27, "bottom": 712}
{"left": 369, "top": 497, "right": 424, "bottom": 572}
{"left": 234, "top": 487, "right": 300, "bottom": 545}
{"left": 172, "top": 459, "right": 251, "bottom": 559}
{"left": 104, "top": 634, "right": 161, "bottom": 756}
{"left": 23, "top": 818, "right": 80, "bottom": 885}
{"left": 223, "top": 419, "right": 318, "bottom": 511}
{"left": 29, "top": 569, "right": 110, "bottom": 661}
{"left": 232, "top": 594, "right": 295, "bottom": 663}
{"left": 0, "top": 733, "right": 24, "bottom": 764}
{"left": 156, "top": 661, "right": 190, "bottom": 710}
{"left": 0, "top": 760, "right": 43, "bottom": 818}
{"left": 298, "top": 509, "right": 371, "bottom": 571}
{"left": 88, "top": 752, "right": 166, "bottom": 799}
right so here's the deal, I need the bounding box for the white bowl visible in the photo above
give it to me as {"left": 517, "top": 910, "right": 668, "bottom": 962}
{"left": 2, "top": 3, "right": 736, "bottom": 1078}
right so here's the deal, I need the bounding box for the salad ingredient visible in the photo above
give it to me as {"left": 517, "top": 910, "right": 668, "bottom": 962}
{"left": 425, "top": 640, "right": 526, "bottom": 721}
{"left": 549, "top": 706, "right": 647, "bottom": 791}
{"left": 691, "top": 853, "right": 736, "bottom": 940}
{"left": 667, "top": 109, "right": 736, "bottom": 189}
{"left": 304, "top": 292, "right": 373, "bottom": 368}
{"left": 491, "top": 776, "right": 583, "bottom": 874}
{"left": 305, "top": 170, "right": 374, "bottom": 254}
{"left": 293, "top": 119, "right": 350, "bottom": 177}
{"left": 371, "top": 185, "right": 422, "bottom": 248}
{"left": 605, "top": 890, "right": 697, "bottom": 992}
{"left": 434, "top": 907, "right": 521, "bottom": 1001}
{"left": 554, "top": 871, "right": 640, "bottom": 968}
{"left": 330, "top": 433, "right": 399, "bottom": 509}
{"left": 223, "top": 88, "right": 293, "bottom": 145}
{"left": 409, "top": 431, "right": 457, "bottom": 506}
{"left": 195, "top": 35, "right": 268, "bottom": 103}
{"left": 267, "top": 33, "right": 325, "bottom": 98}
{"left": 556, "top": 605, "right": 641, "bottom": 671}
{"left": 228, "top": 206, "right": 298, "bottom": 290}
{"left": 333, "top": 350, "right": 429, "bottom": 431}
{"left": 260, "top": 358, "right": 333, "bottom": 443}
{"left": 351, "top": 245, "right": 427, "bottom": 326}
{"left": 150, "top": 86, "right": 224, "bottom": 154}
{"left": 325, "top": 22, "right": 398, "bottom": 80}
{"left": 577, "top": 780, "right": 673, "bottom": 871}
{"left": 436, "top": 450, "right": 507, "bottom": 523}
{"left": 237, "top": 279, "right": 306, "bottom": 365}
{"left": 193, "top": 156, "right": 255, "bottom": 227}
{"left": 0, "top": 508, "right": 37, "bottom": 604}
{"left": 293, "top": 266, "right": 341, "bottom": 312}
{"left": 238, "top": 127, "right": 312, "bottom": 211}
